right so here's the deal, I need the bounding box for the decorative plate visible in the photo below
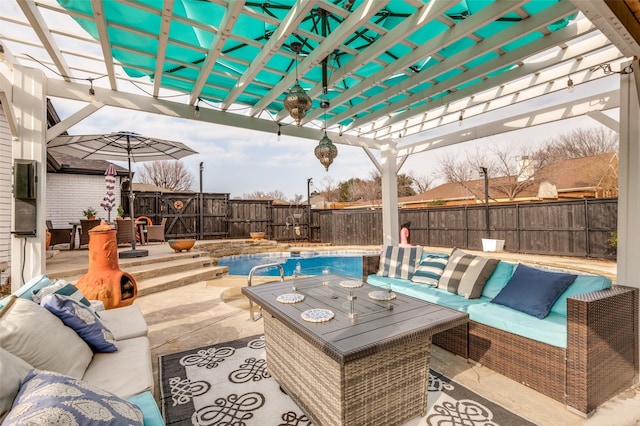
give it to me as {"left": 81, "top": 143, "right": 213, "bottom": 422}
{"left": 368, "top": 290, "right": 397, "bottom": 301}
{"left": 301, "top": 308, "right": 335, "bottom": 323}
{"left": 339, "top": 280, "right": 363, "bottom": 288}
{"left": 276, "top": 293, "right": 305, "bottom": 304}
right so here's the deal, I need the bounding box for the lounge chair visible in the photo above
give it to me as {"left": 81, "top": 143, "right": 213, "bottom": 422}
{"left": 46, "top": 220, "right": 73, "bottom": 248}
{"left": 145, "top": 218, "right": 166, "bottom": 243}
{"left": 116, "top": 219, "right": 134, "bottom": 246}
{"left": 79, "top": 219, "right": 101, "bottom": 248}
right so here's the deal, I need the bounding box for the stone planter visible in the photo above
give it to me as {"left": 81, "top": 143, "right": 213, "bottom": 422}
{"left": 168, "top": 238, "right": 196, "bottom": 253}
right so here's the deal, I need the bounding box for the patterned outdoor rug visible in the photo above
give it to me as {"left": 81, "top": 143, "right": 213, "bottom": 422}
{"left": 159, "top": 334, "right": 534, "bottom": 426}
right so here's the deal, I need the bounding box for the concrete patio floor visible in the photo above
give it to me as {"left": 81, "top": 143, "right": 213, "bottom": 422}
{"left": 46, "top": 243, "right": 638, "bottom": 425}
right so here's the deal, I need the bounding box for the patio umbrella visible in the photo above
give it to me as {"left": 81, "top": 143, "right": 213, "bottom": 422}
{"left": 100, "top": 164, "right": 117, "bottom": 222}
{"left": 48, "top": 131, "right": 198, "bottom": 258}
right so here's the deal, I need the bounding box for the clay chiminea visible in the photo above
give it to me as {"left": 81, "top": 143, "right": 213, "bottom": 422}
{"left": 75, "top": 221, "right": 137, "bottom": 309}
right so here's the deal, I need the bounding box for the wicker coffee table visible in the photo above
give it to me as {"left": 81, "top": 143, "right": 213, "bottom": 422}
{"left": 242, "top": 274, "right": 469, "bottom": 426}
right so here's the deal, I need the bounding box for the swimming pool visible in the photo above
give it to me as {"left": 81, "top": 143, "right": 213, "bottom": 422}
{"left": 217, "top": 251, "right": 377, "bottom": 278}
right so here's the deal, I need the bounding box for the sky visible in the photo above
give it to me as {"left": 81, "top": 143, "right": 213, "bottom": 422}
{"left": 51, "top": 97, "right": 615, "bottom": 202}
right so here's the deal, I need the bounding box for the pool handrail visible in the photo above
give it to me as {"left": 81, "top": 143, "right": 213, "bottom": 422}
{"left": 247, "top": 262, "right": 285, "bottom": 321}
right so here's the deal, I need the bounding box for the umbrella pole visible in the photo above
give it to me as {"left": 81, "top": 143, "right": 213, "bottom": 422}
{"left": 119, "top": 137, "right": 148, "bottom": 258}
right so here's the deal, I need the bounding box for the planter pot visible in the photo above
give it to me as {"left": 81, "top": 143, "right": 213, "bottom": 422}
{"left": 482, "top": 238, "right": 505, "bottom": 252}
{"left": 168, "top": 238, "right": 196, "bottom": 253}
{"left": 250, "top": 232, "right": 265, "bottom": 240}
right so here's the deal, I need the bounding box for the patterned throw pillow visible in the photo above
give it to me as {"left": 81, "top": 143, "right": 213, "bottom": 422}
{"left": 377, "top": 245, "right": 423, "bottom": 279}
{"left": 411, "top": 254, "right": 449, "bottom": 286}
{"left": 3, "top": 370, "right": 143, "bottom": 426}
{"left": 40, "top": 294, "right": 117, "bottom": 353}
{"left": 438, "top": 249, "right": 500, "bottom": 299}
{"left": 32, "top": 279, "right": 91, "bottom": 307}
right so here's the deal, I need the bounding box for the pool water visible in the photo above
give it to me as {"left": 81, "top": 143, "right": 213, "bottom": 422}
{"left": 217, "top": 251, "right": 376, "bottom": 278}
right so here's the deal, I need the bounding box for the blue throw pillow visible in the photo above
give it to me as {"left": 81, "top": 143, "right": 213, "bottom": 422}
{"left": 3, "top": 369, "right": 143, "bottom": 425}
{"left": 491, "top": 264, "right": 577, "bottom": 319}
{"left": 40, "top": 294, "right": 117, "bottom": 353}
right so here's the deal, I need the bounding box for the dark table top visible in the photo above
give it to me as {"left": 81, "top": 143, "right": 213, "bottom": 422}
{"left": 242, "top": 274, "right": 469, "bottom": 363}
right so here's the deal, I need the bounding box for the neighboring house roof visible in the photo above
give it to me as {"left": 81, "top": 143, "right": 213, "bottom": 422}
{"left": 47, "top": 151, "right": 129, "bottom": 176}
{"left": 535, "top": 153, "right": 618, "bottom": 193}
{"left": 397, "top": 152, "right": 618, "bottom": 208}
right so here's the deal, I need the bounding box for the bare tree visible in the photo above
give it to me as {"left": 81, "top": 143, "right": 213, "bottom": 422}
{"left": 406, "top": 171, "right": 436, "bottom": 193}
{"left": 437, "top": 146, "right": 546, "bottom": 201}
{"left": 534, "top": 127, "right": 618, "bottom": 164}
{"left": 355, "top": 171, "right": 382, "bottom": 202}
{"left": 436, "top": 148, "right": 491, "bottom": 199}
{"left": 316, "top": 177, "right": 340, "bottom": 202}
{"left": 137, "top": 161, "right": 196, "bottom": 191}
{"left": 488, "top": 147, "right": 543, "bottom": 200}
{"left": 242, "top": 190, "right": 288, "bottom": 201}
{"left": 339, "top": 178, "right": 364, "bottom": 202}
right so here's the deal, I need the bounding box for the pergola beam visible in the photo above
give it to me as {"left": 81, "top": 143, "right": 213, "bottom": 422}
{"left": 398, "top": 89, "right": 619, "bottom": 157}
{"left": 45, "top": 77, "right": 384, "bottom": 150}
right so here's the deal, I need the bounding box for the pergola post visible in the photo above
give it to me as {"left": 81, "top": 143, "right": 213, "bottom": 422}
{"left": 380, "top": 141, "right": 399, "bottom": 246}
{"left": 10, "top": 65, "right": 47, "bottom": 291}
{"left": 616, "top": 59, "right": 640, "bottom": 371}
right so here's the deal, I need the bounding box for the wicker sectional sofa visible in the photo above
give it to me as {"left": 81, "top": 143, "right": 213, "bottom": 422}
{"left": 362, "top": 248, "right": 639, "bottom": 416}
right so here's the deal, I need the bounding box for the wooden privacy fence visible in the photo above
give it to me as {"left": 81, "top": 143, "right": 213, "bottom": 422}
{"left": 317, "top": 198, "right": 616, "bottom": 259}
{"left": 130, "top": 192, "right": 617, "bottom": 259}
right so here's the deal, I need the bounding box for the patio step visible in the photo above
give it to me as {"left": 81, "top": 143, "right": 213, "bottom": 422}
{"left": 136, "top": 265, "right": 228, "bottom": 297}
{"left": 47, "top": 251, "right": 209, "bottom": 281}
{"left": 47, "top": 250, "right": 229, "bottom": 297}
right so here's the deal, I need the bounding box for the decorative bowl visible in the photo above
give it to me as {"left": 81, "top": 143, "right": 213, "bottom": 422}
{"left": 250, "top": 232, "right": 265, "bottom": 240}
{"left": 168, "top": 238, "right": 196, "bottom": 253}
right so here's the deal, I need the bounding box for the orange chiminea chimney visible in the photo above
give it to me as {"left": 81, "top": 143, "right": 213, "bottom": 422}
{"left": 75, "top": 221, "right": 137, "bottom": 309}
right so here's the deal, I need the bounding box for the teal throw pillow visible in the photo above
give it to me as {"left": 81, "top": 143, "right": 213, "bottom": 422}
{"left": 411, "top": 254, "right": 449, "bottom": 286}
{"left": 32, "top": 279, "right": 91, "bottom": 307}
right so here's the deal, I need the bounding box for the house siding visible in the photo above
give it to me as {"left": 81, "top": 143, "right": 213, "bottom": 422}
{"left": 0, "top": 108, "right": 12, "bottom": 277}
{"left": 46, "top": 173, "right": 122, "bottom": 230}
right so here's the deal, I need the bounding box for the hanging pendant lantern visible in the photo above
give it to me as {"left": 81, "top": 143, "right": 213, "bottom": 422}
{"left": 283, "top": 41, "right": 312, "bottom": 127}
{"left": 284, "top": 81, "right": 312, "bottom": 126}
{"left": 315, "top": 132, "right": 338, "bottom": 171}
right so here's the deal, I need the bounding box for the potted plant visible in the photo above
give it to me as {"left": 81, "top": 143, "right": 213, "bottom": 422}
{"left": 116, "top": 205, "right": 125, "bottom": 219}
{"left": 83, "top": 207, "right": 97, "bottom": 220}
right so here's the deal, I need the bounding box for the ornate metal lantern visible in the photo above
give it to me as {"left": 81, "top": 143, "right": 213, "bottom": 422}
{"left": 283, "top": 41, "right": 312, "bottom": 127}
{"left": 284, "top": 81, "right": 312, "bottom": 126}
{"left": 315, "top": 132, "right": 338, "bottom": 171}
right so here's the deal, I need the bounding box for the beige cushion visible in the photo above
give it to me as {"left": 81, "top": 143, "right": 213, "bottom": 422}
{"left": 0, "top": 297, "right": 93, "bottom": 379}
{"left": 0, "top": 347, "right": 32, "bottom": 421}
{"left": 99, "top": 304, "right": 148, "bottom": 340}
{"left": 82, "top": 336, "right": 153, "bottom": 398}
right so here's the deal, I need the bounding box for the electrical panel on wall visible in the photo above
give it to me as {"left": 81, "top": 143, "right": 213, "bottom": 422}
{"left": 13, "top": 160, "right": 38, "bottom": 237}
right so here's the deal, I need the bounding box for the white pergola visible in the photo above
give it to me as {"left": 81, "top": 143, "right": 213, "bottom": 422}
{"left": 1, "top": 0, "right": 639, "bottom": 357}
